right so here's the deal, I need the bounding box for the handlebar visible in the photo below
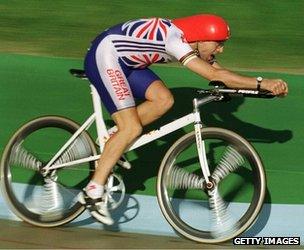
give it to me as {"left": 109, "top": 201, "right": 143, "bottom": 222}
{"left": 197, "top": 81, "right": 275, "bottom": 100}
{"left": 197, "top": 88, "right": 275, "bottom": 99}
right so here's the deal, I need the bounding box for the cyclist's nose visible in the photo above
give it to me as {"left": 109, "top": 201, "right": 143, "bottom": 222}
{"left": 216, "top": 46, "right": 224, "bottom": 54}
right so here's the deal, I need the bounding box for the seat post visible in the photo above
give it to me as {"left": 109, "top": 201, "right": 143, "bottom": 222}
{"left": 90, "top": 84, "right": 109, "bottom": 152}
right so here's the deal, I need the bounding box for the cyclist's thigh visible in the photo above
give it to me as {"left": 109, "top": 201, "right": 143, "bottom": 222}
{"left": 127, "top": 68, "right": 166, "bottom": 100}
{"left": 144, "top": 80, "right": 173, "bottom": 102}
{"left": 84, "top": 36, "right": 135, "bottom": 115}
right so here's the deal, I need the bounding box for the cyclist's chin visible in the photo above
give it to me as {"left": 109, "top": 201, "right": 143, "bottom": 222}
{"left": 201, "top": 55, "right": 210, "bottom": 62}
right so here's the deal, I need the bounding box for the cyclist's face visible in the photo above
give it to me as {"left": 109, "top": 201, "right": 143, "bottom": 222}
{"left": 194, "top": 41, "right": 224, "bottom": 61}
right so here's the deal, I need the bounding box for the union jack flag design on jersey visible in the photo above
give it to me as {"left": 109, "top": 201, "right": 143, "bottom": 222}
{"left": 122, "top": 18, "right": 171, "bottom": 41}
{"left": 112, "top": 18, "right": 172, "bottom": 68}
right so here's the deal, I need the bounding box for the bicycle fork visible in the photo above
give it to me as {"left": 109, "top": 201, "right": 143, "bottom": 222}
{"left": 193, "top": 97, "right": 219, "bottom": 189}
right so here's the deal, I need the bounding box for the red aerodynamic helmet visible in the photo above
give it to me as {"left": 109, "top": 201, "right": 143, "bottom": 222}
{"left": 172, "top": 14, "right": 231, "bottom": 43}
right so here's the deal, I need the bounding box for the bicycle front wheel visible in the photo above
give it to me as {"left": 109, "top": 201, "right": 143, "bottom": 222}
{"left": 0, "top": 116, "right": 97, "bottom": 227}
{"left": 157, "top": 127, "right": 266, "bottom": 243}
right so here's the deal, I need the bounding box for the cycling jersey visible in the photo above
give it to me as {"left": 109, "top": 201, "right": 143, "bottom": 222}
{"left": 84, "top": 18, "right": 197, "bottom": 114}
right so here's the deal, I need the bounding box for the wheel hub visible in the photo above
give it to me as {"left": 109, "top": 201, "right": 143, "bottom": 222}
{"left": 204, "top": 177, "right": 216, "bottom": 191}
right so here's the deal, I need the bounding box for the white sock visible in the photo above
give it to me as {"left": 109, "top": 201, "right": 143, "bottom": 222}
{"left": 85, "top": 180, "right": 104, "bottom": 199}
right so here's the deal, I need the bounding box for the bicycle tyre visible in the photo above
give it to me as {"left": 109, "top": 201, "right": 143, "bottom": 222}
{"left": 157, "top": 127, "right": 266, "bottom": 243}
{"left": 0, "top": 116, "right": 97, "bottom": 227}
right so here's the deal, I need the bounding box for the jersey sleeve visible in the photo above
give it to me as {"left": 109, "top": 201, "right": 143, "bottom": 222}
{"left": 165, "top": 25, "right": 198, "bottom": 65}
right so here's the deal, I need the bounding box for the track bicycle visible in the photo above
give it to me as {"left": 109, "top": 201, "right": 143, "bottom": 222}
{"left": 0, "top": 69, "right": 274, "bottom": 243}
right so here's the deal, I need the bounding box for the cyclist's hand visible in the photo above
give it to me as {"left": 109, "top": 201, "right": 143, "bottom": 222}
{"left": 261, "top": 79, "right": 288, "bottom": 96}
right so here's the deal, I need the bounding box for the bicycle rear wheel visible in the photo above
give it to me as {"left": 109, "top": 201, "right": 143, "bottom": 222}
{"left": 157, "top": 127, "right": 266, "bottom": 243}
{"left": 0, "top": 116, "right": 97, "bottom": 227}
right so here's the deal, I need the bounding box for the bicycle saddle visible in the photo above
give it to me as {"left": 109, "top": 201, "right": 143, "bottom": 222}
{"left": 70, "top": 69, "right": 87, "bottom": 80}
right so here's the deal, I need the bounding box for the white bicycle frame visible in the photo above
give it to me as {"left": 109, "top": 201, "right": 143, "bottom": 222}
{"left": 43, "top": 84, "right": 215, "bottom": 182}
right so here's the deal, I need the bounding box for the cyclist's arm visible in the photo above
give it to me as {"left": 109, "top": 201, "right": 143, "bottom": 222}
{"left": 186, "top": 57, "right": 258, "bottom": 89}
{"left": 185, "top": 57, "right": 288, "bottom": 95}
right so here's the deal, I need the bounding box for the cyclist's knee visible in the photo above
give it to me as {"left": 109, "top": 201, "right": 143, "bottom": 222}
{"left": 157, "top": 91, "right": 174, "bottom": 112}
{"left": 129, "top": 123, "right": 143, "bottom": 138}
{"left": 118, "top": 123, "right": 142, "bottom": 142}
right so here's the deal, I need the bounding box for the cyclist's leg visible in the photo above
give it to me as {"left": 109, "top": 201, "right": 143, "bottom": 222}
{"left": 84, "top": 37, "right": 142, "bottom": 181}
{"left": 127, "top": 68, "right": 174, "bottom": 126}
{"left": 92, "top": 107, "right": 142, "bottom": 185}
{"left": 79, "top": 108, "right": 141, "bottom": 225}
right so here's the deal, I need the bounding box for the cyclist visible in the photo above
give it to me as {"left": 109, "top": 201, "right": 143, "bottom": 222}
{"left": 78, "top": 14, "right": 288, "bottom": 225}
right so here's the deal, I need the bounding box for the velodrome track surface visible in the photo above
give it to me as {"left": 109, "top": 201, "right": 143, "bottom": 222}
{"left": 0, "top": 53, "right": 303, "bottom": 248}
{"left": 0, "top": 219, "right": 227, "bottom": 249}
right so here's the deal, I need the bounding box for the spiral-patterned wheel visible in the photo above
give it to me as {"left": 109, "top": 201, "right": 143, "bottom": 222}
{"left": 0, "top": 116, "right": 97, "bottom": 227}
{"left": 157, "top": 127, "right": 266, "bottom": 243}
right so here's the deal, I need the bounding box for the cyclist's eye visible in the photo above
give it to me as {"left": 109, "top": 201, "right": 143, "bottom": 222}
{"left": 218, "top": 41, "right": 225, "bottom": 47}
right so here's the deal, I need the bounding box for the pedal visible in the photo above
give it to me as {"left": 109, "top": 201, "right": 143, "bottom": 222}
{"left": 117, "top": 155, "right": 131, "bottom": 169}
